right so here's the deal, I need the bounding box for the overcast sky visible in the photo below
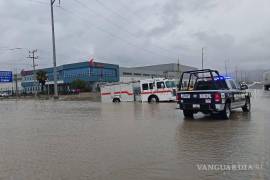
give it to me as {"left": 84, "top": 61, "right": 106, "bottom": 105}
{"left": 0, "top": 0, "right": 269, "bottom": 72}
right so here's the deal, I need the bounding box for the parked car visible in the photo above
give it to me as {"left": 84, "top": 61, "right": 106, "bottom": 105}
{"left": 0, "top": 92, "right": 10, "bottom": 97}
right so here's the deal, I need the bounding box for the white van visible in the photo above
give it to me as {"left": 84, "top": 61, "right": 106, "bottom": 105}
{"left": 100, "top": 78, "right": 177, "bottom": 103}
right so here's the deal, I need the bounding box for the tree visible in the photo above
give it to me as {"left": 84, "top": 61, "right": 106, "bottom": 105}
{"left": 70, "top": 79, "right": 87, "bottom": 91}
{"left": 36, "top": 70, "right": 48, "bottom": 93}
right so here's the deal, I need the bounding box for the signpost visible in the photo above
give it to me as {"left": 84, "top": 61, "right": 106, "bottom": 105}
{"left": 0, "top": 71, "right": 13, "bottom": 83}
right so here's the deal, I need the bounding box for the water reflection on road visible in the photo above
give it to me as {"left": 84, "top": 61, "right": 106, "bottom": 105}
{"left": 0, "top": 90, "right": 269, "bottom": 180}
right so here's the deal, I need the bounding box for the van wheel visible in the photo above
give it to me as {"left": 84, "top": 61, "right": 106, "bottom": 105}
{"left": 183, "top": 110, "right": 193, "bottom": 118}
{"left": 242, "top": 98, "right": 251, "bottom": 112}
{"left": 221, "top": 103, "right": 231, "bottom": 119}
{"left": 148, "top": 95, "right": 159, "bottom": 103}
{"left": 113, "top": 98, "right": 120, "bottom": 103}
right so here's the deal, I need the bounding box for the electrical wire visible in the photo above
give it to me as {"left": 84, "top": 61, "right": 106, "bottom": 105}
{"left": 59, "top": 6, "right": 175, "bottom": 60}
{"left": 73, "top": 0, "right": 180, "bottom": 56}
{"left": 25, "top": 0, "right": 48, "bottom": 6}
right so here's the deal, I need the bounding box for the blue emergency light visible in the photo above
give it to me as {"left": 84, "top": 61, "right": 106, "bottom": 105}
{"left": 214, "top": 76, "right": 232, "bottom": 81}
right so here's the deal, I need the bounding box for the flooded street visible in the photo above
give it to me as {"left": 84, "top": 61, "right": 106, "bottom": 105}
{"left": 0, "top": 90, "right": 269, "bottom": 180}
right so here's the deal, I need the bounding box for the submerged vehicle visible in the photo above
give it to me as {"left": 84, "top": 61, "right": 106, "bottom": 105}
{"left": 100, "top": 78, "right": 177, "bottom": 103}
{"left": 177, "top": 69, "right": 251, "bottom": 119}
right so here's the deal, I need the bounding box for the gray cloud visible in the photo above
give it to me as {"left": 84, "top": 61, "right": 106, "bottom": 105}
{"left": 0, "top": 0, "right": 269, "bottom": 72}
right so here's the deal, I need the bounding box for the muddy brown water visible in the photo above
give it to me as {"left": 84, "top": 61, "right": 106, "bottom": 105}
{"left": 0, "top": 90, "right": 269, "bottom": 180}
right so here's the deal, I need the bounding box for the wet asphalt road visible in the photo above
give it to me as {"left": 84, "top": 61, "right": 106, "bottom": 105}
{"left": 0, "top": 90, "right": 269, "bottom": 180}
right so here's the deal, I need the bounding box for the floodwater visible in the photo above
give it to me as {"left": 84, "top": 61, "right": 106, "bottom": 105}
{"left": 0, "top": 90, "right": 269, "bottom": 180}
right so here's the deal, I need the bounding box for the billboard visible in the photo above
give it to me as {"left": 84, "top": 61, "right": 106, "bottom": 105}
{"left": 0, "top": 71, "right": 13, "bottom": 83}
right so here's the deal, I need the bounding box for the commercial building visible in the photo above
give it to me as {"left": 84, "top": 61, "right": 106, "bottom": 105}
{"left": 21, "top": 61, "right": 119, "bottom": 94}
{"left": 120, "top": 63, "right": 197, "bottom": 82}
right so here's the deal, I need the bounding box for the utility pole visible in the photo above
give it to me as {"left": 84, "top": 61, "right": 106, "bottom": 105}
{"left": 235, "top": 66, "right": 238, "bottom": 82}
{"left": 225, "top": 59, "right": 228, "bottom": 76}
{"left": 14, "top": 69, "right": 19, "bottom": 98}
{"left": 240, "top": 71, "right": 243, "bottom": 82}
{"left": 50, "top": 0, "right": 60, "bottom": 99}
{"left": 12, "top": 68, "right": 19, "bottom": 98}
{"left": 177, "top": 57, "right": 180, "bottom": 76}
{"left": 27, "top": 49, "right": 38, "bottom": 97}
{"left": 15, "top": 74, "right": 18, "bottom": 97}
{"left": 201, "top": 48, "right": 204, "bottom": 70}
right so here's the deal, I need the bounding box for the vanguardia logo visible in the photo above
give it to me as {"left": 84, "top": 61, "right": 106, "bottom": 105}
{"left": 196, "top": 163, "right": 263, "bottom": 171}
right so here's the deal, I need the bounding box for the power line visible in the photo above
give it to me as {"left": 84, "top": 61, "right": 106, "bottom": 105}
{"left": 25, "top": 0, "right": 48, "bottom": 5}
{"left": 0, "top": 47, "right": 26, "bottom": 52}
{"left": 59, "top": 6, "right": 174, "bottom": 60}
{"left": 22, "top": 0, "right": 180, "bottom": 63}
{"left": 94, "top": 0, "right": 181, "bottom": 55}
{"left": 72, "top": 0, "right": 179, "bottom": 57}
{"left": 21, "top": 0, "right": 181, "bottom": 60}
{"left": 72, "top": 0, "right": 138, "bottom": 38}
{"left": 94, "top": 0, "right": 130, "bottom": 23}
{"left": 104, "top": 0, "right": 153, "bottom": 35}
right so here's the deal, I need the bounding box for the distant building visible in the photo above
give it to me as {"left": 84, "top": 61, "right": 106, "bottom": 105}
{"left": 0, "top": 74, "right": 23, "bottom": 94}
{"left": 21, "top": 61, "right": 119, "bottom": 94}
{"left": 120, "top": 63, "right": 197, "bottom": 82}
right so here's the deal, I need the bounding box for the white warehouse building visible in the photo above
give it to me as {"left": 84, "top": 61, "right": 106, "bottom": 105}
{"left": 120, "top": 63, "right": 197, "bottom": 82}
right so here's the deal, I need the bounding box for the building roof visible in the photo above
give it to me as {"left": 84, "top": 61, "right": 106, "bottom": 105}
{"left": 121, "top": 63, "right": 197, "bottom": 73}
{"left": 21, "top": 61, "right": 119, "bottom": 76}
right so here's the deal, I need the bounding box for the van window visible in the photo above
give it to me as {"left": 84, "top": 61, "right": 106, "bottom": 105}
{"left": 165, "top": 81, "right": 176, "bottom": 88}
{"left": 142, "top": 83, "right": 149, "bottom": 90}
{"left": 149, "top": 83, "right": 154, "bottom": 90}
{"left": 157, "top": 82, "right": 165, "bottom": 89}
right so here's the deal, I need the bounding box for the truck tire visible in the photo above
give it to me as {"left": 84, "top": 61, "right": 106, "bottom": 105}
{"left": 242, "top": 98, "right": 251, "bottom": 112}
{"left": 113, "top": 98, "right": 120, "bottom": 103}
{"left": 148, "top": 95, "right": 159, "bottom": 103}
{"left": 183, "top": 110, "right": 193, "bottom": 118}
{"left": 221, "top": 103, "right": 231, "bottom": 119}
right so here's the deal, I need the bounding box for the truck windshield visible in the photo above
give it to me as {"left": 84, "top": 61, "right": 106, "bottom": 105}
{"left": 194, "top": 79, "right": 227, "bottom": 90}
{"left": 165, "top": 81, "right": 176, "bottom": 88}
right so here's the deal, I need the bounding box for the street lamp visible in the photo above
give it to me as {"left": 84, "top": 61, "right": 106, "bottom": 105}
{"left": 50, "top": 0, "right": 59, "bottom": 99}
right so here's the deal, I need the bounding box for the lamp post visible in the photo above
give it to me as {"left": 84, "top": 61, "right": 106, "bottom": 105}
{"left": 201, "top": 48, "right": 204, "bottom": 70}
{"left": 50, "top": 0, "right": 59, "bottom": 99}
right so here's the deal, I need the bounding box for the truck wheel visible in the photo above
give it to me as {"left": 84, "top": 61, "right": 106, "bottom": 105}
{"left": 148, "top": 95, "right": 159, "bottom": 103}
{"left": 113, "top": 98, "right": 120, "bottom": 103}
{"left": 221, "top": 103, "right": 231, "bottom": 119}
{"left": 183, "top": 110, "right": 193, "bottom": 118}
{"left": 242, "top": 98, "right": 251, "bottom": 112}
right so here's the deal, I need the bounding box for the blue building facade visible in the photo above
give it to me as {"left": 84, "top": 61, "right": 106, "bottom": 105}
{"left": 21, "top": 61, "right": 119, "bottom": 93}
